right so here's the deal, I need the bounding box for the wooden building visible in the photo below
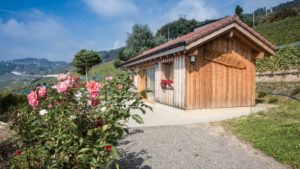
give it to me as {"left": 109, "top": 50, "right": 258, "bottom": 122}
{"left": 122, "top": 16, "right": 276, "bottom": 109}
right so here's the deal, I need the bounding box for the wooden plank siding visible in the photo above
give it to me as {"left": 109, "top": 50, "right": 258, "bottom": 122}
{"left": 185, "top": 36, "right": 256, "bottom": 109}
{"left": 135, "top": 54, "right": 186, "bottom": 109}
{"left": 154, "top": 54, "right": 186, "bottom": 109}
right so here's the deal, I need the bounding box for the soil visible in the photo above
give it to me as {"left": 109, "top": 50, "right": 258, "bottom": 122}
{"left": 0, "top": 122, "right": 16, "bottom": 169}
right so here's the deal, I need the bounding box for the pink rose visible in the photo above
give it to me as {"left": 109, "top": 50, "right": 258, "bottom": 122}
{"left": 27, "top": 91, "right": 37, "bottom": 100}
{"left": 105, "top": 76, "right": 113, "bottom": 81}
{"left": 66, "top": 75, "right": 78, "bottom": 87}
{"left": 27, "top": 91, "right": 39, "bottom": 108}
{"left": 57, "top": 81, "right": 70, "bottom": 93}
{"left": 86, "top": 81, "right": 101, "bottom": 94}
{"left": 57, "top": 73, "right": 69, "bottom": 81}
{"left": 28, "top": 98, "right": 39, "bottom": 108}
{"left": 37, "top": 86, "right": 47, "bottom": 98}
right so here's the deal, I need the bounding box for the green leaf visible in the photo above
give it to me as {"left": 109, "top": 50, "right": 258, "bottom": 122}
{"left": 132, "top": 114, "right": 144, "bottom": 124}
{"left": 78, "top": 148, "right": 91, "bottom": 154}
{"left": 111, "top": 146, "right": 120, "bottom": 160}
{"left": 79, "top": 138, "right": 83, "bottom": 146}
{"left": 92, "top": 148, "right": 98, "bottom": 155}
{"left": 87, "top": 129, "right": 93, "bottom": 136}
{"left": 102, "top": 124, "right": 109, "bottom": 131}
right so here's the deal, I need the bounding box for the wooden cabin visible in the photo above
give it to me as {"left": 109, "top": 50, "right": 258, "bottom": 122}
{"left": 122, "top": 16, "right": 276, "bottom": 110}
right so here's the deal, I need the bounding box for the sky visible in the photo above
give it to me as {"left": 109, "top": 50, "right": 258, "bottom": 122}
{"left": 0, "top": 0, "right": 290, "bottom": 62}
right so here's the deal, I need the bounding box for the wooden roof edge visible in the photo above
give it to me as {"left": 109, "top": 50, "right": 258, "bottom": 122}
{"left": 120, "top": 42, "right": 186, "bottom": 68}
{"left": 234, "top": 19, "right": 277, "bottom": 53}
{"left": 186, "top": 22, "right": 276, "bottom": 56}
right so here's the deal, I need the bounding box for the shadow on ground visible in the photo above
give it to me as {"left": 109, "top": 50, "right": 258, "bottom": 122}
{"left": 0, "top": 139, "right": 16, "bottom": 169}
{"left": 118, "top": 128, "right": 152, "bottom": 169}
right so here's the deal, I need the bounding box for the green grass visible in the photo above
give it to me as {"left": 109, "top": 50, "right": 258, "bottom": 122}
{"left": 255, "top": 15, "right": 300, "bottom": 45}
{"left": 88, "top": 61, "right": 124, "bottom": 80}
{"left": 221, "top": 100, "right": 300, "bottom": 168}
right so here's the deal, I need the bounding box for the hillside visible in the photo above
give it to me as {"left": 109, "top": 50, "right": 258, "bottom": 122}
{"left": 96, "top": 47, "right": 123, "bottom": 63}
{"left": 88, "top": 61, "right": 123, "bottom": 80}
{"left": 255, "top": 15, "right": 300, "bottom": 45}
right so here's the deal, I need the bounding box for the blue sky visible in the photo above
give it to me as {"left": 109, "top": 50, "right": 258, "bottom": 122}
{"left": 0, "top": 0, "right": 289, "bottom": 62}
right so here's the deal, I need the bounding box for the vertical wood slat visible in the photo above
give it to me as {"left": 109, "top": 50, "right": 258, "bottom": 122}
{"left": 150, "top": 54, "right": 186, "bottom": 109}
{"left": 185, "top": 36, "right": 256, "bottom": 109}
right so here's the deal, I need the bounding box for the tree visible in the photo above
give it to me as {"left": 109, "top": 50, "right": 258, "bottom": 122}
{"left": 235, "top": 5, "right": 244, "bottom": 19}
{"left": 123, "top": 24, "right": 156, "bottom": 60}
{"left": 154, "top": 34, "right": 167, "bottom": 46}
{"left": 156, "top": 17, "right": 199, "bottom": 40}
{"left": 72, "top": 49, "right": 101, "bottom": 82}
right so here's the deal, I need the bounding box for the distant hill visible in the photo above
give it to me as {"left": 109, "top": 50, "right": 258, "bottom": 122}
{"left": 272, "top": 0, "right": 300, "bottom": 12}
{"left": 255, "top": 15, "right": 300, "bottom": 45}
{"left": 0, "top": 58, "right": 70, "bottom": 76}
{"left": 0, "top": 58, "right": 71, "bottom": 90}
{"left": 96, "top": 47, "right": 123, "bottom": 63}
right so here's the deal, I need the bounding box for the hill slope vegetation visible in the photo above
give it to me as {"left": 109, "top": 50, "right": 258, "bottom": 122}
{"left": 255, "top": 15, "right": 300, "bottom": 45}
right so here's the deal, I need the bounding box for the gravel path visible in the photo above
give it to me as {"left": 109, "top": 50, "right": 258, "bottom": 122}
{"left": 118, "top": 123, "right": 289, "bottom": 169}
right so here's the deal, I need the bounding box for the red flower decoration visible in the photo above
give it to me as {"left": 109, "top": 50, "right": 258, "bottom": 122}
{"left": 160, "top": 80, "right": 173, "bottom": 88}
{"left": 104, "top": 145, "right": 112, "bottom": 151}
{"left": 15, "top": 150, "right": 22, "bottom": 156}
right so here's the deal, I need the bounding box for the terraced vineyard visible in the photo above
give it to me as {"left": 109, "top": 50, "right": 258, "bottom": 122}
{"left": 256, "top": 45, "right": 300, "bottom": 72}
{"left": 255, "top": 16, "right": 300, "bottom": 45}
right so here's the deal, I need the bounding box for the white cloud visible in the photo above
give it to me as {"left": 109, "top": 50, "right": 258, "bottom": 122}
{"left": 167, "top": 0, "right": 218, "bottom": 21}
{"left": 83, "top": 0, "right": 138, "bottom": 17}
{"left": 0, "top": 9, "right": 99, "bottom": 61}
{"left": 112, "top": 40, "right": 123, "bottom": 49}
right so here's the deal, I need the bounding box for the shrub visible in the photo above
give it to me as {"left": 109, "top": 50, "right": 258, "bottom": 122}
{"left": 290, "top": 86, "right": 300, "bottom": 96}
{"left": 258, "top": 91, "right": 267, "bottom": 98}
{"left": 268, "top": 97, "right": 279, "bottom": 104}
{"left": 0, "top": 92, "right": 26, "bottom": 121}
{"left": 264, "top": 7, "right": 299, "bottom": 23}
{"left": 9, "top": 72, "right": 150, "bottom": 168}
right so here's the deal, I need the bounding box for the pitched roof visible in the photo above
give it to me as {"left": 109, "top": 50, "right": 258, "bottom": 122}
{"left": 123, "top": 15, "right": 276, "bottom": 67}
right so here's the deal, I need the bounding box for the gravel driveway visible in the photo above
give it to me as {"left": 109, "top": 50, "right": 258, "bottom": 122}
{"left": 118, "top": 123, "right": 289, "bottom": 169}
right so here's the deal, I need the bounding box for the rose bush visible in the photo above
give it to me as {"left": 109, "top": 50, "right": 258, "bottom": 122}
{"left": 10, "top": 72, "right": 150, "bottom": 169}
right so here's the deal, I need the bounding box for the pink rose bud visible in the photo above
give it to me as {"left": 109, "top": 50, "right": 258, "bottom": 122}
{"left": 88, "top": 99, "right": 100, "bottom": 107}
{"left": 47, "top": 104, "right": 53, "bottom": 109}
{"left": 37, "top": 86, "right": 47, "bottom": 98}
{"left": 105, "top": 76, "right": 113, "bottom": 81}
{"left": 15, "top": 150, "right": 22, "bottom": 156}
{"left": 89, "top": 91, "right": 99, "bottom": 99}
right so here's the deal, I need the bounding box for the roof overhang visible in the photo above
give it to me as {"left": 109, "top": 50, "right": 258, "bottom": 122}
{"left": 121, "top": 45, "right": 185, "bottom": 68}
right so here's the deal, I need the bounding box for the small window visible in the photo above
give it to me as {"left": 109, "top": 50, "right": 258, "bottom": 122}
{"left": 163, "top": 62, "right": 173, "bottom": 80}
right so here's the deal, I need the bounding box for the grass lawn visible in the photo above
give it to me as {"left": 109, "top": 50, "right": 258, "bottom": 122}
{"left": 88, "top": 61, "right": 124, "bottom": 80}
{"left": 220, "top": 99, "right": 300, "bottom": 168}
